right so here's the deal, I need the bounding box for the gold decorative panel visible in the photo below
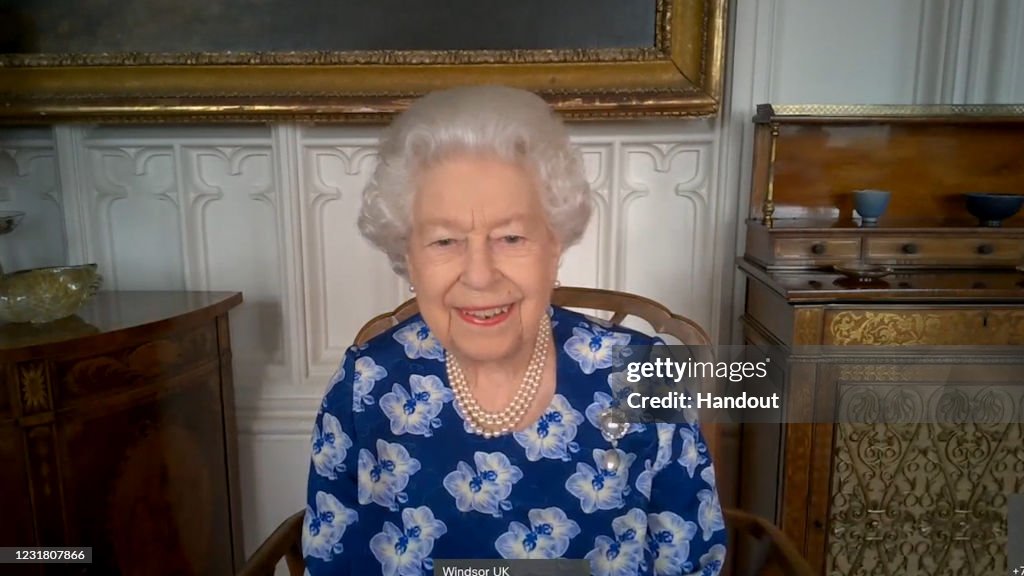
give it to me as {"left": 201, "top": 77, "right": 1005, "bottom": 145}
{"left": 828, "top": 382, "right": 1024, "bottom": 575}
{"left": 826, "top": 310, "right": 1024, "bottom": 346}
{"left": 19, "top": 363, "right": 50, "bottom": 414}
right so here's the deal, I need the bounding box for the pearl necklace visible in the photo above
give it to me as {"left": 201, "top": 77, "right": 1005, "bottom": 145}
{"left": 445, "top": 317, "right": 551, "bottom": 439}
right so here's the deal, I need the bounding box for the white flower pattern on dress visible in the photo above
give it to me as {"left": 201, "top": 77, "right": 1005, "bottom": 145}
{"left": 564, "top": 324, "right": 631, "bottom": 374}
{"left": 697, "top": 466, "right": 725, "bottom": 542}
{"left": 358, "top": 439, "right": 421, "bottom": 511}
{"left": 636, "top": 423, "right": 676, "bottom": 499}
{"left": 302, "top": 491, "right": 358, "bottom": 561}
{"left": 370, "top": 506, "right": 447, "bottom": 576}
{"left": 495, "top": 507, "right": 581, "bottom": 559}
{"left": 513, "top": 394, "right": 584, "bottom": 461}
{"left": 311, "top": 412, "right": 353, "bottom": 480}
{"left": 565, "top": 449, "right": 637, "bottom": 513}
{"left": 698, "top": 544, "right": 727, "bottom": 576}
{"left": 393, "top": 321, "right": 445, "bottom": 361}
{"left": 353, "top": 356, "right": 388, "bottom": 411}
{"left": 443, "top": 452, "right": 523, "bottom": 517}
{"left": 677, "top": 426, "right": 707, "bottom": 479}
{"left": 647, "top": 511, "right": 698, "bottom": 576}
{"left": 379, "top": 375, "right": 453, "bottom": 437}
{"left": 585, "top": 508, "right": 648, "bottom": 576}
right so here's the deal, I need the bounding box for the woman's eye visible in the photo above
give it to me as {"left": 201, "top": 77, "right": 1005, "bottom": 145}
{"left": 432, "top": 238, "right": 456, "bottom": 247}
{"left": 501, "top": 235, "right": 525, "bottom": 244}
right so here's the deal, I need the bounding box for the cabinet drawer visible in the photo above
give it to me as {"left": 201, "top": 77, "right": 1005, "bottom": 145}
{"left": 51, "top": 322, "right": 220, "bottom": 407}
{"left": 774, "top": 238, "right": 860, "bottom": 262}
{"left": 865, "top": 237, "right": 1023, "bottom": 265}
{"left": 825, "top": 308, "right": 1024, "bottom": 345}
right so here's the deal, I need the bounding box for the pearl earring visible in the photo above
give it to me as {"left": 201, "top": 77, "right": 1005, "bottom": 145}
{"left": 554, "top": 280, "right": 561, "bottom": 288}
{"left": 409, "top": 285, "right": 416, "bottom": 293}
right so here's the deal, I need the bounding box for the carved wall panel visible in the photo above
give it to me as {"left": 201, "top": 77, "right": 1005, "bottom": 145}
{"left": 0, "top": 129, "right": 64, "bottom": 273}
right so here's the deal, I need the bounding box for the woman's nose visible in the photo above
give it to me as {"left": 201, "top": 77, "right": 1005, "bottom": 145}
{"left": 460, "top": 240, "right": 498, "bottom": 289}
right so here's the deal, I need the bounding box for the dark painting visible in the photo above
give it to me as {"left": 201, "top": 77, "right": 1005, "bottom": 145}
{"left": 0, "top": 0, "right": 657, "bottom": 54}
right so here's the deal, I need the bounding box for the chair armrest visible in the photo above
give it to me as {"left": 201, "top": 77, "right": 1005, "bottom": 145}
{"left": 724, "top": 508, "right": 815, "bottom": 576}
{"left": 237, "top": 510, "right": 306, "bottom": 576}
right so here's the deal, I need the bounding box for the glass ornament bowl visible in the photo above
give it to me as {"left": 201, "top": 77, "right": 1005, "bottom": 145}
{"left": 0, "top": 264, "right": 103, "bottom": 324}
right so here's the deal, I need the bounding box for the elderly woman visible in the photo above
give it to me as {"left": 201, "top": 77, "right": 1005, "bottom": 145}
{"left": 301, "top": 86, "right": 726, "bottom": 576}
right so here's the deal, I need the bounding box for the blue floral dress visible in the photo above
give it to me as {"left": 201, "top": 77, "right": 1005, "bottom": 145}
{"left": 302, "top": 306, "right": 727, "bottom": 576}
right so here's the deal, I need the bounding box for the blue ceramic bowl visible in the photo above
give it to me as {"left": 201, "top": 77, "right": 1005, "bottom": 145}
{"left": 964, "top": 193, "right": 1024, "bottom": 227}
{"left": 853, "top": 190, "right": 891, "bottom": 225}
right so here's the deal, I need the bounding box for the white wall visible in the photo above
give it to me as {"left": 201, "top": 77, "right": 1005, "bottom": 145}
{"left": 1, "top": 0, "right": 1021, "bottom": 569}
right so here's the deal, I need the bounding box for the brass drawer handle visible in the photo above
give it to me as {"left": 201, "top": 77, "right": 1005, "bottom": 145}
{"left": 976, "top": 243, "right": 995, "bottom": 255}
{"left": 901, "top": 243, "right": 918, "bottom": 254}
{"left": 811, "top": 243, "right": 827, "bottom": 255}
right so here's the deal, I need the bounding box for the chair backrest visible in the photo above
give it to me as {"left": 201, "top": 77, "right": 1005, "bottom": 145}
{"left": 355, "top": 286, "right": 712, "bottom": 346}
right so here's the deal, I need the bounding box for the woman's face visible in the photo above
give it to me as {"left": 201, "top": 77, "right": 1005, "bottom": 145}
{"left": 406, "top": 154, "right": 561, "bottom": 366}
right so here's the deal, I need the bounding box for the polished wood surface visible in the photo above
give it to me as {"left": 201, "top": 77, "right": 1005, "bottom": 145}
{"left": 771, "top": 236, "right": 861, "bottom": 265}
{"left": 748, "top": 109, "right": 1024, "bottom": 224}
{"left": 739, "top": 260, "right": 1024, "bottom": 303}
{"left": 864, "top": 236, "right": 1023, "bottom": 265}
{"left": 745, "top": 220, "right": 1024, "bottom": 269}
{"left": 1, "top": 291, "right": 243, "bottom": 357}
{"left": 747, "top": 216, "right": 1024, "bottom": 230}
{"left": 0, "top": 291, "right": 243, "bottom": 575}
{"left": 768, "top": 124, "right": 1024, "bottom": 223}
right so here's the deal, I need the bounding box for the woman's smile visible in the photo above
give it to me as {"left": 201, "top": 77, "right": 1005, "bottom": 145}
{"left": 456, "top": 303, "right": 516, "bottom": 326}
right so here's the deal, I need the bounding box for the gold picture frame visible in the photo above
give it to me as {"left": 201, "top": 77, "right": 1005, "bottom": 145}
{"left": 0, "top": 0, "right": 726, "bottom": 124}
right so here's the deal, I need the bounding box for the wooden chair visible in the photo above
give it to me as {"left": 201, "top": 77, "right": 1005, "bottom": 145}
{"left": 237, "top": 287, "right": 815, "bottom": 576}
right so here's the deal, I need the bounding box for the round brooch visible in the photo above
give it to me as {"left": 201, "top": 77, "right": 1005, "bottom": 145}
{"left": 597, "top": 408, "right": 629, "bottom": 471}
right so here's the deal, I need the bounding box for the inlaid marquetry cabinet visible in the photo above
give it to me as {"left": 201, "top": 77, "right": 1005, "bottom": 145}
{"left": 737, "top": 105, "right": 1024, "bottom": 576}
{"left": 0, "top": 291, "right": 244, "bottom": 575}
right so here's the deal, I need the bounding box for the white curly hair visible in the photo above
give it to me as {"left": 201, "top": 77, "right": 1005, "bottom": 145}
{"left": 357, "top": 85, "right": 592, "bottom": 278}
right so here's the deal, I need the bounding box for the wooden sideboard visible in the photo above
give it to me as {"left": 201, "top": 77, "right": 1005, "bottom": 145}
{"left": 737, "top": 105, "right": 1024, "bottom": 576}
{"left": 0, "top": 291, "right": 244, "bottom": 575}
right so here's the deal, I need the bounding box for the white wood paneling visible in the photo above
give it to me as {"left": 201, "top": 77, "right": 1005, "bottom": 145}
{"left": 87, "top": 143, "right": 183, "bottom": 290}
{"left": 558, "top": 141, "right": 613, "bottom": 290}
{"left": 180, "top": 143, "right": 288, "bottom": 385}
{"left": 237, "top": 434, "right": 311, "bottom": 570}
{"left": 618, "top": 135, "right": 715, "bottom": 329}
{"left": 297, "top": 126, "right": 401, "bottom": 386}
{"left": 0, "top": 129, "right": 64, "bottom": 273}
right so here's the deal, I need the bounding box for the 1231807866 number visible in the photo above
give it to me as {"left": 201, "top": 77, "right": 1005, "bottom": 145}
{"left": 0, "top": 547, "right": 92, "bottom": 563}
